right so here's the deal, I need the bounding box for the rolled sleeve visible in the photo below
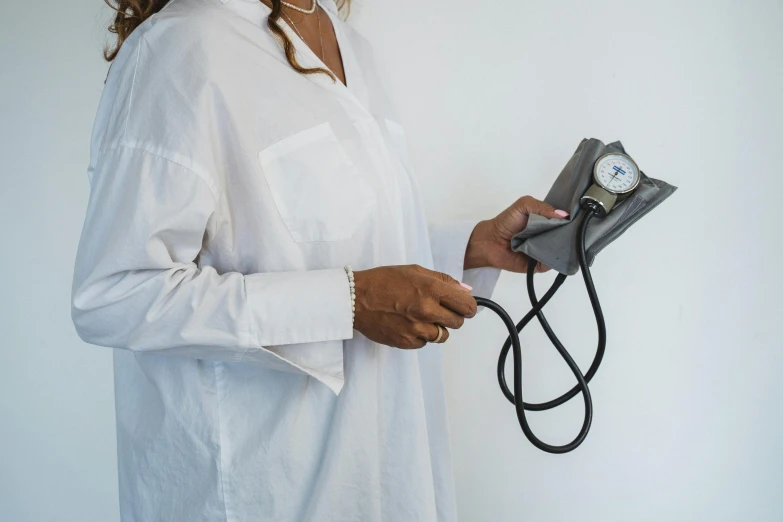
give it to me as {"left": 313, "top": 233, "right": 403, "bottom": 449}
{"left": 428, "top": 220, "right": 501, "bottom": 305}
{"left": 245, "top": 268, "right": 354, "bottom": 347}
{"left": 71, "top": 144, "right": 353, "bottom": 395}
{"left": 241, "top": 267, "right": 353, "bottom": 395}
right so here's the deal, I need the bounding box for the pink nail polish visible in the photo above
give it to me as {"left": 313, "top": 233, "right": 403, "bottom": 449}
{"left": 460, "top": 282, "right": 473, "bottom": 291}
{"left": 554, "top": 209, "right": 569, "bottom": 217}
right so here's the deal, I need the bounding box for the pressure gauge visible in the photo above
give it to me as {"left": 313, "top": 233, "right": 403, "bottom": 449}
{"left": 581, "top": 152, "right": 642, "bottom": 215}
{"left": 593, "top": 153, "right": 640, "bottom": 194}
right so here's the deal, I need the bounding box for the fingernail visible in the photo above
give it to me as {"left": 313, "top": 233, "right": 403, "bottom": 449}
{"left": 554, "top": 209, "right": 569, "bottom": 217}
{"left": 460, "top": 282, "right": 473, "bottom": 291}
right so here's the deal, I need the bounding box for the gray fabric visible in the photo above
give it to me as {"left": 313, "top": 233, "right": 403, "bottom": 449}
{"left": 511, "top": 138, "right": 678, "bottom": 275}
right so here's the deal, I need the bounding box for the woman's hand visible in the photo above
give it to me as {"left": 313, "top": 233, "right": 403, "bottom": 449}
{"left": 464, "top": 195, "right": 569, "bottom": 273}
{"left": 352, "top": 265, "right": 477, "bottom": 349}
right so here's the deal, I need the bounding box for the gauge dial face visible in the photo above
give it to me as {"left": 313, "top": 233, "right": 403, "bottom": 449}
{"left": 594, "top": 153, "right": 640, "bottom": 194}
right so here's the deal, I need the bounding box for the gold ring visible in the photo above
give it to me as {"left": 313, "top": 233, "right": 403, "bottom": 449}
{"left": 433, "top": 324, "right": 444, "bottom": 343}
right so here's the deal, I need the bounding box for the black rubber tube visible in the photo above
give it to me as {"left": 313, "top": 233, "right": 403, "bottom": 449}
{"left": 473, "top": 204, "right": 607, "bottom": 453}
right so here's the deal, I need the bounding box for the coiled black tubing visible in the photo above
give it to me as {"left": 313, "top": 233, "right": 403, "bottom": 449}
{"left": 473, "top": 204, "right": 606, "bottom": 453}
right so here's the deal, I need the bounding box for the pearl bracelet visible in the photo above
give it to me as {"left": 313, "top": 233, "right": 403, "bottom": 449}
{"left": 344, "top": 265, "right": 356, "bottom": 326}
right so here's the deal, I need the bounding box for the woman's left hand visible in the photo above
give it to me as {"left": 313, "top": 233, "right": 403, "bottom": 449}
{"left": 464, "top": 195, "right": 569, "bottom": 273}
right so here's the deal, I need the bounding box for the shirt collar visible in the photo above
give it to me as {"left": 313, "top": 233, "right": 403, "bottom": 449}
{"left": 216, "top": 0, "right": 368, "bottom": 116}
{"left": 219, "top": 0, "right": 339, "bottom": 15}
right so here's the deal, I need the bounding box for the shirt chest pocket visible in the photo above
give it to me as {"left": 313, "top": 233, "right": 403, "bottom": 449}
{"left": 258, "top": 122, "right": 377, "bottom": 243}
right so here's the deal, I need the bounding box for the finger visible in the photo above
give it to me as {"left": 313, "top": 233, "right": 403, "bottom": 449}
{"left": 431, "top": 324, "right": 449, "bottom": 344}
{"left": 400, "top": 335, "right": 427, "bottom": 350}
{"left": 517, "top": 195, "right": 569, "bottom": 220}
{"left": 414, "top": 322, "right": 450, "bottom": 344}
{"left": 438, "top": 285, "right": 478, "bottom": 318}
{"left": 410, "top": 337, "right": 428, "bottom": 349}
{"left": 411, "top": 265, "right": 467, "bottom": 292}
{"left": 533, "top": 260, "right": 552, "bottom": 273}
{"left": 409, "top": 298, "right": 466, "bottom": 328}
{"left": 425, "top": 305, "right": 465, "bottom": 330}
{"left": 520, "top": 254, "right": 552, "bottom": 274}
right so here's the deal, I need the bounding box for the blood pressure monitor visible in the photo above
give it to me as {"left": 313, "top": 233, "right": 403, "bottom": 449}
{"left": 580, "top": 152, "right": 641, "bottom": 216}
{"left": 480, "top": 139, "right": 676, "bottom": 454}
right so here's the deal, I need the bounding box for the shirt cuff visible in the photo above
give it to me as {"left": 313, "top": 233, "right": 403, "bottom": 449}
{"left": 429, "top": 220, "right": 501, "bottom": 306}
{"left": 240, "top": 267, "right": 354, "bottom": 395}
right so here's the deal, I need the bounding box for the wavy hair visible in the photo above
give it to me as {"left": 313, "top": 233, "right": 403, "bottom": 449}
{"left": 103, "top": 0, "right": 350, "bottom": 81}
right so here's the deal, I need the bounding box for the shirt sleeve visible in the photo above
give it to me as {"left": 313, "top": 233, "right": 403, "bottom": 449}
{"left": 428, "top": 220, "right": 501, "bottom": 308}
{"left": 71, "top": 144, "right": 354, "bottom": 393}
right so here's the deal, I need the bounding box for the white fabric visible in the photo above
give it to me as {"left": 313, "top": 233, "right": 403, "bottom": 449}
{"left": 71, "top": 0, "right": 501, "bottom": 520}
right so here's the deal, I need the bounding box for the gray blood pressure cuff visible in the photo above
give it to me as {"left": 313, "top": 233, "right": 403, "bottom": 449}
{"left": 510, "top": 138, "right": 677, "bottom": 276}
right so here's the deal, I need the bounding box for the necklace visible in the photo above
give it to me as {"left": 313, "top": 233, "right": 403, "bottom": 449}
{"left": 280, "top": 0, "right": 316, "bottom": 15}
{"left": 282, "top": 9, "right": 325, "bottom": 62}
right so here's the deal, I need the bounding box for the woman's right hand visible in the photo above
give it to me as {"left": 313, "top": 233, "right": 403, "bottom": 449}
{"left": 352, "top": 265, "right": 477, "bottom": 349}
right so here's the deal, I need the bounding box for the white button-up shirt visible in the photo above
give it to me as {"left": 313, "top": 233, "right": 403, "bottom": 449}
{"left": 71, "top": 0, "right": 500, "bottom": 520}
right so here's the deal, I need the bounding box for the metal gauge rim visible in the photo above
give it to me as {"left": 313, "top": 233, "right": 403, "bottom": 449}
{"left": 593, "top": 152, "right": 641, "bottom": 195}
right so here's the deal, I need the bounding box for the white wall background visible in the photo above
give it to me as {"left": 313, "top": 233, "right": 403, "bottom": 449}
{"left": 1, "top": 1, "right": 781, "bottom": 521}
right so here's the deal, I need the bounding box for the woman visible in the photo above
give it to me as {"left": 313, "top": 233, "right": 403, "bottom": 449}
{"left": 71, "top": 0, "right": 568, "bottom": 520}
